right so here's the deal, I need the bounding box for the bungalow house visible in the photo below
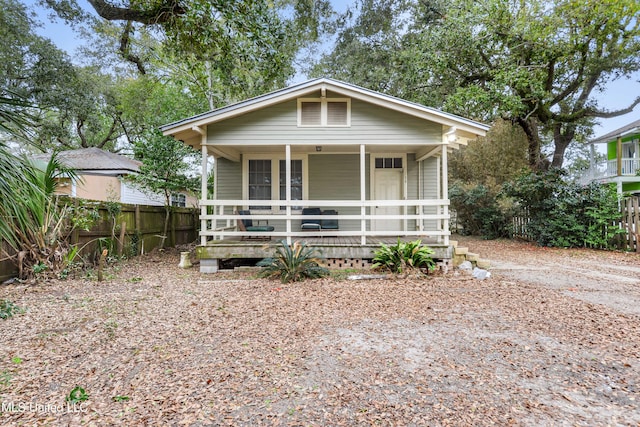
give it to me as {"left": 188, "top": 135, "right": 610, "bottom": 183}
{"left": 32, "top": 147, "right": 197, "bottom": 207}
{"left": 581, "top": 118, "right": 640, "bottom": 195}
{"left": 160, "top": 78, "right": 489, "bottom": 272}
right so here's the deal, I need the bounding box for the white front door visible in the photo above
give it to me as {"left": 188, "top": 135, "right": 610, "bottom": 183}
{"left": 373, "top": 169, "right": 403, "bottom": 232}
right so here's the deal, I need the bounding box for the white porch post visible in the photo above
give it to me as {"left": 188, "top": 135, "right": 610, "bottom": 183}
{"left": 360, "top": 144, "right": 366, "bottom": 245}
{"left": 441, "top": 143, "right": 449, "bottom": 246}
{"left": 417, "top": 160, "right": 424, "bottom": 231}
{"left": 285, "top": 144, "right": 292, "bottom": 245}
{"left": 201, "top": 144, "right": 208, "bottom": 246}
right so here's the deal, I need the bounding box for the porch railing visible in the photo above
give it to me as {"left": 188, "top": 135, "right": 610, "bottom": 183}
{"left": 580, "top": 158, "right": 640, "bottom": 184}
{"left": 199, "top": 199, "right": 451, "bottom": 245}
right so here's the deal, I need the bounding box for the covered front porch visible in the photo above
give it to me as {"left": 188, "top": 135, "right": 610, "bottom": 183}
{"left": 160, "top": 78, "right": 490, "bottom": 273}
{"left": 196, "top": 141, "right": 453, "bottom": 272}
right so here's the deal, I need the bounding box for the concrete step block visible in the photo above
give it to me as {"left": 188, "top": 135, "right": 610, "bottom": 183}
{"left": 466, "top": 252, "right": 480, "bottom": 262}
{"left": 453, "top": 254, "right": 467, "bottom": 267}
{"left": 476, "top": 259, "right": 491, "bottom": 269}
{"left": 454, "top": 246, "right": 469, "bottom": 256}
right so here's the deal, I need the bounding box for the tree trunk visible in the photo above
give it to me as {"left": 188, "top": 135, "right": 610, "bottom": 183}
{"left": 516, "top": 117, "right": 546, "bottom": 170}
{"left": 161, "top": 206, "right": 170, "bottom": 249}
{"left": 550, "top": 123, "right": 575, "bottom": 169}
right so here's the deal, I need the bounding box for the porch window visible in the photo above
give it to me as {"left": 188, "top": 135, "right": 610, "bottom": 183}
{"left": 375, "top": 157, "right": 403, "bottom": 169}
{"left": 245, "top": 157, "right": 306, "bottom": 211}
{"left": 279, "top": 159, "right": 303, "bottom": 209}
{"left": 298, "top": 98, "right": 350, "bottom": 127}
{"left": 249, "top": 159, "right": 271, "bottom": 209}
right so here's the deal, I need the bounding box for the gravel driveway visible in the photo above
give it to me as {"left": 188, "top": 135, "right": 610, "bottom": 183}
{"left": 463, "top": 236, "right": 640, "bottom": 316}
{"left": 1, "top": 240, "right": 639, "bottom": 426}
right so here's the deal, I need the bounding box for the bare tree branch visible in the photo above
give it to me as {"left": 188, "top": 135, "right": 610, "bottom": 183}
{"left": 589, "top": 96, "right": 640, "bottom": 118}
{"left": 119, "top": 21, "right": 146, "bottom": 74}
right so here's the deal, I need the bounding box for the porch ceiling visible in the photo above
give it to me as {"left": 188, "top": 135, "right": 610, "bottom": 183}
{"left": 179, "top": 134, "right": 475, "bottom": 155}
{"left": 204, "top": 143, "right": 445, "bottom": 159}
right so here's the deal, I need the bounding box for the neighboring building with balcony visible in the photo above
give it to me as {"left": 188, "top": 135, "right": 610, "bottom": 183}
{"left": 581, "top": 119, "right": 640, "bottom": 195}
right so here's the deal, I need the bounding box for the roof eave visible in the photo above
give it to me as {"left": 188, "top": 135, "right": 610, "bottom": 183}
{"left": 161, "top": 78, "right": 490, "bottom": 140}
{"left": 589, "top": 126, "right": 640, "bottom": 145}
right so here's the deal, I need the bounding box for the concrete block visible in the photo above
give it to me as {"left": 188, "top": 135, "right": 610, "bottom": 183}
{"left": 200, "top": 258, "right": 219, "bottom": 273}
{"left": 453, "top": 254, "right": 467, "bottom": 267}
{"left": 454, "top": 246, "right": 469, "bottom": 256}
{"left": 476, "top": 259, "right": 491, "bottom": 269}
{"left": 466, "top": 252, "right": 480, "bottom": 262}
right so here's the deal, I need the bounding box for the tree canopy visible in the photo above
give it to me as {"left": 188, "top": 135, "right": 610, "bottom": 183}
{"left": 313, "top": 0, "right": 640, "bottom": 170}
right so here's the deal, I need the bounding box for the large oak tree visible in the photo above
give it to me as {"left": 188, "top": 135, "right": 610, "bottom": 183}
{"left": 313, "top": 0, "right": 640, "bottom": 170}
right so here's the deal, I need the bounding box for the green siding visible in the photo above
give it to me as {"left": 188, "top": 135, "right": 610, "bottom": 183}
{"left": 215, "top": 157, "right": 241, "bottom": 227}
{"left": 606, "top": 134, "right": 640, "bottom": 161}
{"left": 308, "top": 154, "right": 369, "bottom": 231}
{"left": 421, "top": 157, "right": 439, "bottom": 231}
{"left": 207, "top": 96, "right": 442, "bottom": 145}
{"left": 623, "top": 182, "right": 640, "bottom": 192}
{"left": 608, "top": 141, "right": 616, "bottom": 160}
{"left": 216, "top": 157, "right": 242, "bottom": 201}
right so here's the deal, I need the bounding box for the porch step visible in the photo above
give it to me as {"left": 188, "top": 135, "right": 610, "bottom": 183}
{"left": 454, "top": 246, "right": 468, "bottom": 256}
{"left": 466, "top": 252, "right": 480, "bottom": 262}
{"left": 452, "top": 246, "right": 491, "bottom": 269}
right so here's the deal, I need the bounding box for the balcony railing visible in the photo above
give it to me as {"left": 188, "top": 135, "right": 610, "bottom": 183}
{"left": 198, "top": 199, "right": 451, "bottom": 245}
{"left": 579, "top": 158, "right": 640, "bottom": 184}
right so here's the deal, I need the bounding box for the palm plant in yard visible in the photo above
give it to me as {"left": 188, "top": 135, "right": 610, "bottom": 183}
{"left": 258, "top": 240, "right": 329, "bottom": 283}
{"left": 0, "top": 146, "right": 89, "bottom": 278}
{"left": 372, "top": 238, "right": 436, "bottom": 275}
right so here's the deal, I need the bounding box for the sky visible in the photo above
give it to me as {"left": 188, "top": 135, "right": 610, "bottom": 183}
{"left": 23, "top": 0, "right": 639, "bottom": 138}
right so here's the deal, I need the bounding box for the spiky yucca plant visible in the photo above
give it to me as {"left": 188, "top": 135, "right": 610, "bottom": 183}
{"left": 0, "top": 149, "right": 86, "bottom": 278}
{"left": 372, "top": 238, "right": 435, "bottom": 275}
{"left": 257, "top": 240, "right": 329, "bottom": 283}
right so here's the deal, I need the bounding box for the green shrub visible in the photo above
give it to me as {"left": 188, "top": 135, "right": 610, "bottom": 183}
{"left": 503, "top": 169, "right": 623, "bottom": 248}
{"left": 450, "top": 183, "right": 512, "bottom": 239}
{"left": 257, "top": 240, "right": 329, "bottom": 283}
{"left": 372, "top": 239, "right": 435, "bottom": 274}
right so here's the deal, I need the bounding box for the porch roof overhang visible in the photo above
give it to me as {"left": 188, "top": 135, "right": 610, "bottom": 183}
{"left": 160, "top": 78, "right": 489, "bottom": 149}
{"left": 589, "top": 118, "right": 640, "bottom": 145}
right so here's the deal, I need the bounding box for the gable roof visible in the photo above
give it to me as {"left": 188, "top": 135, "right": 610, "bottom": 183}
{"left": 32, "top": 147, "right": 141, "bottom": 175}
{"left": 160, "top": 78, "right": 490, "bottom": 143}
{"left": 590, "top": 118, "right": 640, "bottom": 145}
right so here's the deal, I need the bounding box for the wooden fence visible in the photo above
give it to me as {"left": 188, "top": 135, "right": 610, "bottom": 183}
{"left": 620, "top": 196, "right": 640, "bottom": 252}
{"left": 0, "top": 200, "right": 198, "bottom": 281}
{"left": 512, "top": 196, "right": 640, "bottom": 252}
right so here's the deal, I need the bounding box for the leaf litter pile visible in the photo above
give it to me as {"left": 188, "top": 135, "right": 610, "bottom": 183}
{"left": 1, "top": 242, "right": 639, "bottom": 426}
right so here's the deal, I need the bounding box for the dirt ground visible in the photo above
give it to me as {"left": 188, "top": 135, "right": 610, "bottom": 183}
{"left": 1, "top": 238, "right": 639, "bottom": 426}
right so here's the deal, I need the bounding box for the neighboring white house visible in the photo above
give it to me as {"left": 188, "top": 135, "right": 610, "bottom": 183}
{"left": 33, "top": 147, "right": 197, "bottom": 207}
{"left": 160, "top": 78, "right": 489, "bottom": 272}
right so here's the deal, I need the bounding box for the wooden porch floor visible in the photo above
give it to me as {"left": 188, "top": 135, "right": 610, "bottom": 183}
{"left": 197, "top": 235, "right": 452, "bottom": 265}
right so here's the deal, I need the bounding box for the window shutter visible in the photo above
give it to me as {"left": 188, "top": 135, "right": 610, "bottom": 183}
{"left": 327, "top": 101, "right": 348, "bottom": 125}
{"left": 301, "top": 102, "right": 321, "bottom": 125}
